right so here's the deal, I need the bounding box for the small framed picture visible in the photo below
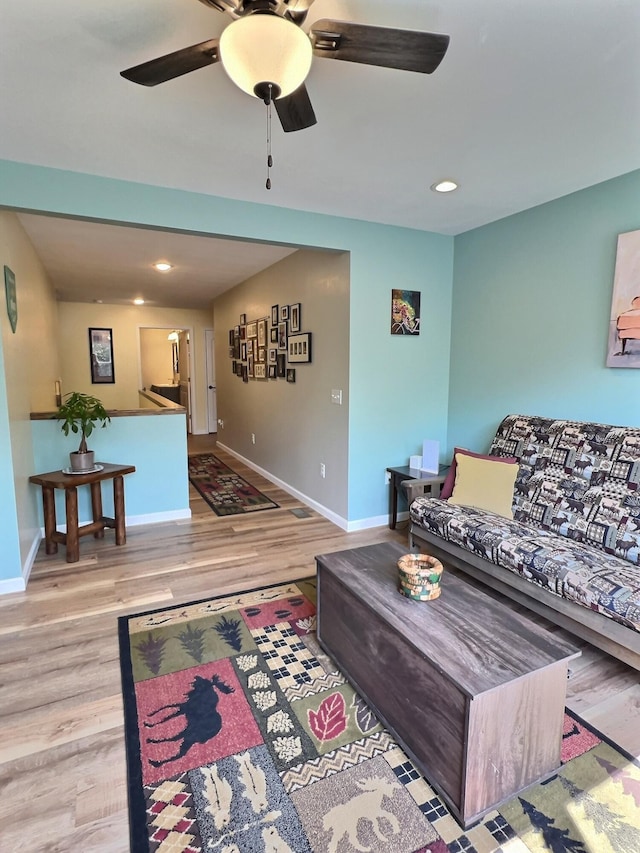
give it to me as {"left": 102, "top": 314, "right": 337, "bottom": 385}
{"left": 232, "top": 360, "right": 237, "bottom": 374}
{"left": 240, "top": 313, "right": 247, "bottom": 325}
{"left": 246, "top": 321, "right": 258, "bottom": 338}
{"left": 286, "top": 368, "right": 296, "bottom": 383}
{"left": 257, "top": 318, "right": 268, "bottom": 348}
{"left": 234, "top": 325, "right": 240, "bottom": 336}
{"left": 278, "top": 321, "right": 288, "bottom": 350}
{"left": 277, "top": 353, "right": 286, "bottom": 377}
{"left": 258, "top": 346, "right": 267, "bottom": 363}
{"left": 268, "top": 347, "right": 277, "bottom": 363}
{"left": 242, "top": 364, "right": 248, "bottom": 383}
{"left": 248, "top": 355, "right": 254, "bottom": 378}
{"left": 287, "top": 332, "right": 312, "bottom": 363}
{"left": 254, "top": 363, "right": 267, "bottom": 380}
{"left": 228, "top": 347, "right": 234, "bottom": 358}
{"left": 271, "top": 304, "right": 279, "bottom": 325}
{"left": 280, "top": 304, "right": 289, "bottom": 322}
{"left": 89, "top": 327, "right": 115, "bottom": 384}
{"left": 240, "top": 325, "right": 246, "bottom": 340}
{"left": 241, "top": 342, "right": 247, "bottom": 361}
{"left": 268, "top": 364, "right": 277, "bottom": 379}
{"left": 290, "top": 303, "right": 301, "bottom": 333}
{"left": 228, "top": 329, "right": 235, "bottom": 346}
{"left": 270, "top": 327, "right": 278, "bottom": 343}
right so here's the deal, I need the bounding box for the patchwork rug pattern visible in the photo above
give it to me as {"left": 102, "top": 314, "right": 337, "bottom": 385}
{"left": 119, "top": 579, "right": 640, "bottom": 853}
{"left": 188, "top": 453, "right": 279, "bottom": 516}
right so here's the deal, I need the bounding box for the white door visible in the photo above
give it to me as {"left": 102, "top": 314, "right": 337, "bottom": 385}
{"left": 205, "top": 329, "right": 217, "bottom": 433}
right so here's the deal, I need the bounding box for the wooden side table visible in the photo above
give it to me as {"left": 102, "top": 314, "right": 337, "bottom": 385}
{"left": 386, "top": 464, "right": 449, "bottom": 529}
{"left": 29, "top": 463, "right": 136, "bottom": 563}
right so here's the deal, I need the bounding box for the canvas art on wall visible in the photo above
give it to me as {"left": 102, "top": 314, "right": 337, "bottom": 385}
{"left": 607, "top": 229, "right": 640, "bottom": 368}
{"left": 391, "top": 289, "right": 420, "bottom": 335}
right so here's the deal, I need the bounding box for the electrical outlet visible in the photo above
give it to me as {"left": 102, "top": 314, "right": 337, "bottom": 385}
{"left": 251, "top": 433, "right": 256, "bottom": 445}
{"left": 320, "top": 462, "right": 326, "bottom": 478}
{"left": 331, "top": 389, "right": 343, "bottom": 405}
{"left": 218, "top": 418, "right": 224, "bottom": 429}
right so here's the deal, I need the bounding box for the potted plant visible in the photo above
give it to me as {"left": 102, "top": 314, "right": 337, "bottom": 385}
{"left": 56, "top": 391, "right": 111, "bottom": 472}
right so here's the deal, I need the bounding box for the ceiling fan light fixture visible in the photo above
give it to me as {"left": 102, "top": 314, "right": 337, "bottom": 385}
{"left": 431, "top": 179, "right": 459, "bottom": 193}
{"left": 153, "top": 261, "right": 173, "bottom": 272}
{"left": 219, "top": 14, "right": 312, "bottom": 100}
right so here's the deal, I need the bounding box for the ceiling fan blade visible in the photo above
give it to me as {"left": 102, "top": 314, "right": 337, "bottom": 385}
{"left": 121, "top": 39, "right": 220, "bottom": 86}
{"left": 311, "top": 19, "right": 449, "bottom": 75}
{"left": 282, "top": 0, "right": 318, "bottom": 26}
{"left": 274, "top": 84, "right": 317, "bottom": 132}
{"left": 195, "top": 0, "right": 241, "bottom": 15}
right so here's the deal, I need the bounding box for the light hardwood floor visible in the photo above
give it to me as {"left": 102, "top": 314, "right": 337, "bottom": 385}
{"left": 1, "top": 435, "right": 638, "bottom": 852}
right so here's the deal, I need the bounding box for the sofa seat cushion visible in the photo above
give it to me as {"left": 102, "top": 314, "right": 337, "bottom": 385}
{"left": 410, "top": 496, "right": 640, "bottom": 631}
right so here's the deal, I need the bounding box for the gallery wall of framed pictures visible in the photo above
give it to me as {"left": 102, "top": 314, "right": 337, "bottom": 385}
{"left": 228, "top": 302, "right": 309, "bottom": 386}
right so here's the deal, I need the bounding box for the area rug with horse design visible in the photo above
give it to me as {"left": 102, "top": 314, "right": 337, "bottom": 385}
{"left": 119, "top": 578, "right": 640, "bottom": 853}
{"left": 188, "top": 453, "right": 279, "bottom": 516}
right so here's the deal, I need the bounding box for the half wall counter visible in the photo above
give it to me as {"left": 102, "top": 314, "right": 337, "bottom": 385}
{"left": 30, "top": 406, "right": 190, "bottom": 528}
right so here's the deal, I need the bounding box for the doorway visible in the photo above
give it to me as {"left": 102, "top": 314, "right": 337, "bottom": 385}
{"left": 205, "top": 329, "right": 217, "bottom": 434}
{"left": 139, "top": 326, "right": 194, "bottom": 433}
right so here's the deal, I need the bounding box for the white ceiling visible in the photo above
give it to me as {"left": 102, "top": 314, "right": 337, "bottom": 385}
{"left": 3, "top": 1, "right": 640, "bottom": 307}
{"left": 16, "top": 214, "right": 297, "bottom": 309}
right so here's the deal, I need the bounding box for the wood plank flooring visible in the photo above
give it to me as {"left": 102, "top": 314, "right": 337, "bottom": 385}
{"left": 1, "top": 435, "right": 638, "bottom": 852}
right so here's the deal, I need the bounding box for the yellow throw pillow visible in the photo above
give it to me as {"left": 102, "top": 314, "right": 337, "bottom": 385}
{"left": 448, "top": 452, "right": 518, "bottom": 519}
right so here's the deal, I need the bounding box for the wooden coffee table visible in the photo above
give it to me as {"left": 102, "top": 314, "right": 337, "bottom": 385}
{"left": 315, "top": 541, "right": 581, "bottom": 828}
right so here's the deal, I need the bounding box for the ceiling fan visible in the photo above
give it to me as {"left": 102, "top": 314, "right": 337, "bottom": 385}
{"left": 121, "top": 0, "right": 450, "bottom": 133}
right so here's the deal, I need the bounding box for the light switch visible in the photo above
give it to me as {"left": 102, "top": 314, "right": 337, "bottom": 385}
{"left": 331, "top": 389, "right": 343, "bottom": 405}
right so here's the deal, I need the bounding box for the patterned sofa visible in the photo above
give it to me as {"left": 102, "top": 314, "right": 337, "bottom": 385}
{"left": 407, "top": 414, "right": 640, "bottom": 671}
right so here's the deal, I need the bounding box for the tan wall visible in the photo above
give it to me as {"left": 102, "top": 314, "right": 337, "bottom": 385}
{"left": 0, "top": 211, "right": 61, "bottom": 572}
{"left": 57, "top": 303, "right": 213, "bottom": 433}
{"left": 214, "top": 248, "right": 350, "bottom": 518}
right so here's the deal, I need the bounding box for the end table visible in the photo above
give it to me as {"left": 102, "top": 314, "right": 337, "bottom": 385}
{"left": 386, "top": 464, "right": 449, "bottom": 529}
{"left": 29, "top": 463, "right": 136, "bottom": 563}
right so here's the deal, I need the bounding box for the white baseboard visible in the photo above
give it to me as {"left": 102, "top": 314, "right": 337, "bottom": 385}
{"left": 0, "top": 576, "right": 26, "bottom": 595}
{"left": 22, "top": 530, "right": 41, "bottom": 586}
{"left": 216, "top": 444, "right": 395, "bottom": 533}
{"left": 0, "top": 530, "right": 42, "bottom": 596}
{"left": 127, "top": 508, "right": 192, "bottom": 526}
{"left": 217, "top": 443, "right": 352, "bottom": 531}
{"left": 40, "top": 507, "right": 192, "bottom": 536}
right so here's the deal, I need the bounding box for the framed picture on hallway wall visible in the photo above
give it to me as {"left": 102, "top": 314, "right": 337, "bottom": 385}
{"left": 290, "top": 303, "right": 301, "bottom": 333}
{"left": 88, "top": 327, "right": 115, "bottom": 384}
{"left": 607, "top": 229, "right": 640, "bottom": 367}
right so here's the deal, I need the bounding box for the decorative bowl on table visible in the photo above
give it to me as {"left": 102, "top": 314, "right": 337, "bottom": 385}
{"left": 397, "top": 553, "right": 443, "bottom": 601}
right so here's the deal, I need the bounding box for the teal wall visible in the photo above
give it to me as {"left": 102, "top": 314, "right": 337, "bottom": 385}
{"left": 448, "top": 170, "right": 640, "bottom": 454}
{"left": 31, "top": 414, "right": 190, "bottom": 523}
{"left": 1, "top": 159, "right": 454, "bottom": 528}
{"left": 0, "top": 337, "right": 22, "bottom": 583}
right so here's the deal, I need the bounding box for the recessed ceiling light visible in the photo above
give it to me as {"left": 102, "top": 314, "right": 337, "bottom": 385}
{"left": 133, "top": 298, "right": 145, "bottom": 305}
{"left": 153, "top": 261, "right": 173, "bottom": 272}
{"left": 431, "top": 179, "right": 459, "bottom": 193}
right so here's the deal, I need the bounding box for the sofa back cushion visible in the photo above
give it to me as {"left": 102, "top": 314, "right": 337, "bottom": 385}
{"left": 489, "top": 415, "right": 640, "bottom": 564}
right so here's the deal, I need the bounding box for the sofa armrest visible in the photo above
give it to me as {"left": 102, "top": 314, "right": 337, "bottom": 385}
{"left": 402, "top": 475, "right": 446, "bottom": 504}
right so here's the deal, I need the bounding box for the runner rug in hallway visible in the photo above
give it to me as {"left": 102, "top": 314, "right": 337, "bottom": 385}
{"left": 188, "top": 453, "right": 279, "bottom": 516}
{"left": 119, "top": 578, "right": 640, "bottom": 853}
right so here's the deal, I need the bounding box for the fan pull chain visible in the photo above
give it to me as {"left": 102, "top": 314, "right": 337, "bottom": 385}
{"left": 266, "top": 84, "right": 273, "bottom": 190}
